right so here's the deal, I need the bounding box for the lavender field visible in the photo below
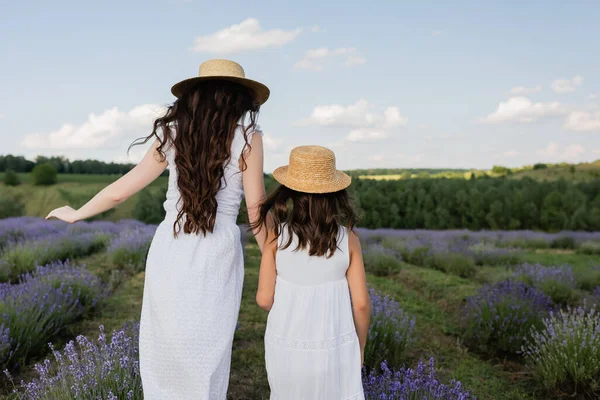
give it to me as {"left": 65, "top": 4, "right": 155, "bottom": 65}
{"left": 1, "top": 217, "right": 600, "bottom": 399}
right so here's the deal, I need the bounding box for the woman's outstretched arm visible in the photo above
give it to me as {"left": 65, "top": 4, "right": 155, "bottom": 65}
{"left": 242, "top": 131, "right": 270, "bottom": 252}
{"left": 46, "top": 139, "right": 168, "bottom": 223}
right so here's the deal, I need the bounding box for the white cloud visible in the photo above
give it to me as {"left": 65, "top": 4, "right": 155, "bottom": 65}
{"left": 299, "top": 99, "right": 406, "bottom": 129}
{"left": 508, "top": 85, "right": 542, "bottom": 95}
{"left": 564, "top": 110, "right": 600, "bottom": 132}
{"left": 295, "top": 47, "right": 366, "bottom": 71}
{"left": 537, "top": 142, "right": 585, "bottom": 161}
{"left": 480, "top": 96, "right": 566, "bottom": 124}
{"left": 551, "top": 75, "right": 584, "bottom": 94}
{"left": 431, "top": 30, "right": 443, "bottom": 36}
{"left": 504, "top": 150, "right": 519, "bottom": 158}
{"left": 191, "top": 18, "right": 301, "bottom": 54}
{"left": 0, "top": 113, "right": 4, "bottom": 120}
{"left": 21, "top": 104, "right": 164, "bottom": 150}
{"left": 300, "top": 99, "right": 406, "bottom": 143}
{"left": 311, "top": 25, "right": 323, "bottom": 33}
{"left": 347, "top": 129, "right": 389, "bottom": 142}
{"left": 590, "top": 93, "right": 598, "bottom": 100}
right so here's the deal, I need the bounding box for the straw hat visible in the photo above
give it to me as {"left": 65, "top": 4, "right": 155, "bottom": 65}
{"left": 171, "top": 59, "right": 270, "bottom": 104}
{"left": 273, "top": 146, "right": 351, "bottom": 194}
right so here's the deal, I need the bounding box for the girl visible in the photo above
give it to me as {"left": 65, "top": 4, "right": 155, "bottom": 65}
{"left": 252, "top": 145, "right": 370, "bottom": 400}
{"left": 46, "top": 59, "right": 270, "bottom": 399}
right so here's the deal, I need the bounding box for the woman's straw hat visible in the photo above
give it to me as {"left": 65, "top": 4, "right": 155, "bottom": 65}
{"left": 171, "top": 59, "right": 270, "bottom": 104}
{"left": 273, "top": 146, "right": 351, "bottom": 194}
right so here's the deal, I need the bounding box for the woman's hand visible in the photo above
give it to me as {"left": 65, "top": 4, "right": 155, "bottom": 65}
{"left": 46, "top": 206, "right": 80, "bottom": 223}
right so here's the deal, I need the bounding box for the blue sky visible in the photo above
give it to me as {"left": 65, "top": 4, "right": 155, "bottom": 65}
{"left": 1, "top": 0, "right": 599, "bottom": 171}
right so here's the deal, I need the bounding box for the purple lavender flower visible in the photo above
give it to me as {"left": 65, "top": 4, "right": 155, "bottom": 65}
{"left": 364, "top": 288, "right": 416, "bottom": 368}
{"left": 462, "top": 280, "right": 553, "bottom": 355}
{"left": 7, "top": 323, "right": 142, "bottom": 400}
{"left": 522, "top": 305, "right": 600, "bottom": 396}
{"left": 514, "top": 263, "right": 576, "bottom": 288}
{"left": 0, "top": 261, "right": 106, "bottom": 370}
{"left": 362, "top": 358, "right": 475, "bottom": 399}
{"left": 107, "top": 226, "right": 156, "bottom": 271}
{"left": 513, "top": 264, "right": 578, "bottom": 305}
{"left": 1, "top": 230, "right": 110, "bottom": 282}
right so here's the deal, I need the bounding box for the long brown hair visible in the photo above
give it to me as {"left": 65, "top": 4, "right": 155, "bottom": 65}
{"left": 131, "top": 80, "right": 259, "bottom": 236}
{"left": 251, "top": 185, "right": 358, "bottom": 257}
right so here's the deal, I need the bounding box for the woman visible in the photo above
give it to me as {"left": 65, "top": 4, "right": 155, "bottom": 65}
{"left": 46, "top": 59, "right": 270, "bottom": 399}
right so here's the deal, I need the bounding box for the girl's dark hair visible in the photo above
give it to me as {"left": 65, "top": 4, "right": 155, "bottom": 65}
{"left": 251, "top": 185, "right": 358, "bottom": 257}
{"left": 130, "top": 80, "right": 260, "bottom": 236}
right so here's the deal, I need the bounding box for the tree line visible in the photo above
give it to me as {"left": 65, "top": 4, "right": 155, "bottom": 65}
{"left": 349, "top": 177, "right": 600, "bottom": 231}
{"left": 0, "top": 155, "right": 135, "bottom": 175}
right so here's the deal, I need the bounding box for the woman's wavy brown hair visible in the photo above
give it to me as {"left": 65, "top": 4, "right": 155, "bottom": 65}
{"left": 251, "top": 186, "right": 358, "bottom": 257}
{"left": 131, "top": 80, "right": 259, "bottom": 236}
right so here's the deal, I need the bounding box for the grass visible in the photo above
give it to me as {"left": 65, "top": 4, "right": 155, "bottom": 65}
{"left": 3, "top": 233, "right": 600, "bottom": 399}
{"left": 0, "top": 176, "right": 167, "bottom": 220}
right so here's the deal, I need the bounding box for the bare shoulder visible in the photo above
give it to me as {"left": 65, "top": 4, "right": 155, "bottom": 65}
{"left": 347, "top": 229, "right": 362, "bottom": 254}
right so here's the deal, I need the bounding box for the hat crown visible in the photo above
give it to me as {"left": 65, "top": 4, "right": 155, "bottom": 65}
{"left": 288, "top": 146, "right": 337, "bottom": 181}
{"left": 198, "top": 59, "right": 246, "bottom": 79}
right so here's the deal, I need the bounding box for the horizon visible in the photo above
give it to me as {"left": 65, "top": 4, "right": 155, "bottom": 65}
{"left": 1, "top": 1, "right": 599, "bottom": 172}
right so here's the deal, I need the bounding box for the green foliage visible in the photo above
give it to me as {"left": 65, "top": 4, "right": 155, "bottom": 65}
{"left": 550, "top": 236, "right": 577, "bottom": 250}
{"left": 3, "top": 170, "right": 21, "bottom": 186}
{"left": 363, "top": 251, "right": 403, "bottom": 277}
{"left": 133, "top": 187, "right": 167, "bottom": 224}
{"left": 577, "top": 241, "right": 600, "bottom": 255}
{"left": 32, "top": 162, "right": 58, "bottom": 186}
{"left": 533, "top": 163, "right": 548, "bottom": 170}
{"left": 492, "top": 165, "right": 509, "bottom": 175}
{"left": 537, "top": 280, "right": 579, "bottom": 305}
{"left": 575, "top": 268, "right": 600, "bottom": 291}
{"left": 0, "top": 194, "right": 24, "bottom": 219}
{"left": 353, "top": 177, "right": 600, "bottom": 231}
{"left": 423, "top": 253, "right": 476, "bottom": 278}
{"left": 522, "top": 307, "right": 600, "bottom": 398}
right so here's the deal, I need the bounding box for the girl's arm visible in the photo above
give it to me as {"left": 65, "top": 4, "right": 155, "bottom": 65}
{"left": 242, "top": 131, "right": 270, "bottom": 252}
{"left": 347, "top": 230, "right": 371, "bottom": 366}
{"left": 46, "top": 139, "right": 168, "bottom": 223}
{"left": 256, "top": 229, "right": 277, "bottom": 311}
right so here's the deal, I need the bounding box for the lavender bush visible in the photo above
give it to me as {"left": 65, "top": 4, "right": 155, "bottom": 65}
{"left": 364, "top": 288, "right": 415, "bottom": 369}
{"left": 0, "top": 324, "right": 12, "bottom": 368}
{"left": 5, "top": 323, "right": 141, "bottom": 400}
{"left": 0, "top": 232, "right": 110, "bottom": 282}
{"left": 362, "top": 358, "right": 475, "bottom": 400}
{"left": 107, "top": 226, "right": 156, "bottom": 272}
{"left": 522, "top": 306, "right": 600, "bottom": 397}
{"left": 462, "top": 280, "right": 553, "bottom": 355}
{"left": 578, "top": 241, "right": 600, "bottom": 255}
{"left": 0, "top": 261, "right": 106, "bottom": 370}
{"left": 363, "top": 243, "right": 403, "bottom": 277}
{"left": 513, "top": 264, "right": 578, "bottom": 305}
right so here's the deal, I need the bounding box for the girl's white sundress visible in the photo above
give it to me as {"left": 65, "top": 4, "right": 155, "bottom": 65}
{"left": 139, "top": 125, "right": 261, "bottom": 399}
{"left": 265, "top": 226, "right": 365, "bottom": 400}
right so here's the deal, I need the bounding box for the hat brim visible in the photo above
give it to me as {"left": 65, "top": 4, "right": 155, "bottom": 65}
{"left": 272, "top": 166, "right": 351, "bottom": 194}
{"left": 171, "top": 76, "right": 270, "bottom": 105}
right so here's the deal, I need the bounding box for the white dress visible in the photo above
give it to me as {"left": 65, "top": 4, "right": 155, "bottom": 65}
{"left": 139, "top": 125, "right": 261, "bottom": 399}
{"left": 265, "top": 227, "right": 365, "bottom": 400}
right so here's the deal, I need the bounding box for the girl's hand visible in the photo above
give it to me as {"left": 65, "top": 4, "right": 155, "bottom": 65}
{"left": 361, "top": 349, "right": 364, "bottom": 366}
{"left": 45, "top": 206, "right": 80, "bottom": 223}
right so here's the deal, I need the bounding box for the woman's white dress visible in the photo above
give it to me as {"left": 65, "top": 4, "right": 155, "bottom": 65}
{"left": 139, "top": 125, "right": 261, "bottom": 399}
{"left": 265, "top": 227, "right": 365, "bottom": 400}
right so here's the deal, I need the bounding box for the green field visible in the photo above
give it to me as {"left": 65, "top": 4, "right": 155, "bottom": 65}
{"left": 358, "top": 160, "right": 600, "bottom": 182}
{"left": 0, "top": 176, "right": 168, "bottom": 220}
{"left": 3, "top": 234, "right": 598, "bottom": 399}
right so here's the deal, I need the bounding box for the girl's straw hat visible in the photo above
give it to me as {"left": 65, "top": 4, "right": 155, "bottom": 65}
{"left": 171, "top": 59, "right": 270, "bottom": 104}
{"left": 273, "top": 146, "right": 351, "bottom": 194}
